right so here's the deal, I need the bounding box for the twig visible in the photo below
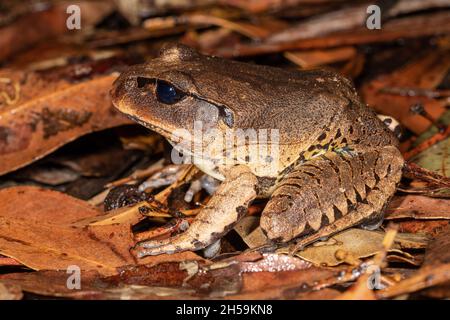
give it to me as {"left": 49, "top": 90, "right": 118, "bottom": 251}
{"left": 403, "top": 125, "right": 450, "bottom": 160}
{"left": 380, "top": 86, "right": 450, "bottom": 99}
{"left": 377, "top": 263, "right": 450, "bottom": 299}
{"left": 403, "top": 162, "right": 450, "bottom": 187}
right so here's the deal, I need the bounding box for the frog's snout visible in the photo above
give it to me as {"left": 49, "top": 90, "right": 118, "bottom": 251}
{"left": 110, "top": 74, "right": 129, "bottom": 107}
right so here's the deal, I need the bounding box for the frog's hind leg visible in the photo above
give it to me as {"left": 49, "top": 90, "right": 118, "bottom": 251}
{"left": 260, "top": 146, "right": 404, "bottom": 250}
{"left": 136, "top": 165, "right": 258, "bottom": 257}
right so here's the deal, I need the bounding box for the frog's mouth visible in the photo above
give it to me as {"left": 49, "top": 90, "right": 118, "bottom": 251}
{"left": 124, "top": 113, "right": 174, "bottom": 139}
{"left": 118, "top": 110, "right": 211, "bottom": 156}
{"left": 113, "top": 100, "right": 280, "bottom": 167}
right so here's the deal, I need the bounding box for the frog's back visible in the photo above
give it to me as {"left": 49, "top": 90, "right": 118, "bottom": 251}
{"left": 160, "top": 47, "right": 388, "bottom": 147}
{"left": 137, "top": 44, "right": 397, "bottom": 149}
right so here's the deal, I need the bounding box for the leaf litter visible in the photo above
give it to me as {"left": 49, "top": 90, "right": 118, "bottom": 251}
{"left": 0, "top": 0, "right": 450, "bottom": 300}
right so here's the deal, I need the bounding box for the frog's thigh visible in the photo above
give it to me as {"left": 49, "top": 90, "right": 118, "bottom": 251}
{"left": 260, "top": 146, "right": 403, "bottom": 244}
{"left": 136, "top": 165, "right": 258, "bottom": 256}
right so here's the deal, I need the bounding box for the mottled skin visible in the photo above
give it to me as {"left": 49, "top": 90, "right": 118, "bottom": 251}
{"left": 111, "top": 44, "right": 404, "bottom": 256}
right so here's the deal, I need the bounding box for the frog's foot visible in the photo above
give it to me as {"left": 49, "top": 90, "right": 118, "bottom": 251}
{"left": 360, "top": 209, "right": 385, "bottom": 231}
{"left": 138, "top": 164, "right": 184, "bottom": 191}
{"left": 184, "top": 175, "right": 220, "bottom": 203}
{"left": 136, "top": 165, "right": 258, "bottom": 257}
{"left": 136, "top": 232, "right": 200, "bottom": 257}
{"left": 260, "top": 146, "right": 404, "bottom": 251}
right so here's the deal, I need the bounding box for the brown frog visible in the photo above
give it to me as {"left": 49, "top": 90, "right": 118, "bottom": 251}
{"left": 111, "top": 44, "right": 404, "bottom": 256}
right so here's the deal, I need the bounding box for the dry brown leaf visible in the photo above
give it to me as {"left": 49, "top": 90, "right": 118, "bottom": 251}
{"left": 0, "top": 257, "right": 236, "bottom": 299}
{"left": 234, "top": 216, "right": 266, "bottom": 248}
{"left": 213, "top": 11, "right": 450, "bottom": 58}
{"left": 0, "top": 1, "right": 114, "bottom": 61}
{"left": 397, "top": 220, "right": 449, "bottom": 238}
{"left": 182, "top": 14, "right": 282, "bottom": 40}
{"left": 0, "top": 186, "right": 204, "bottom": 275}
{"left": 0, "top": 72, "right": 131, "bottom": 175}
{"left": 378, "top": 263, "right": 450, "bottom": 298}
{"left": 0, "top": 270, "right": 108, "bottom": 299}
{"left": 0, "top": 281, "right": 23, "bottom": 300}
{"left": 378, "top": 226, "right": 450, "bottom": 298}
{"left": 386, "top": 195, "right": 450, "bottom": 220}
{"left": 289, "top": 228, "right": 426, "bottom": 267}
{"left": 231, "top": 266, "right": 337, "bottom": 300}
{"left": 361, "top": 49, "right": 450, "bottom": 135}
{"left": 335, "top": 227, "right": 399, "bottom": 300}
{"left": 423, "top": 225, "right": 450, "bottom": 266}
{"left": 393, "top": 233, "right": 430, "bottom": 250}
{"left": 219, "top": 0, "right": 306, "bottom": 13}
{"left": 240, "top": 253, "right": 311, "bottom": 273}
{"left": 284, "top": 47, "right": 357, "bottom": 68}
{"left": 113, "top": 260, "right": 241, "bottom": 298}
{"left": 267, "top": 0, "right": 450, "bottom": 44}
{"left": 386, "top": 254, "right": 423, "bottom": 267}
{"left": 0, "top": 256, "right": 23, "bottom": 267}
{"left": 2, "top": 269, "right": 198, "bottom": 300}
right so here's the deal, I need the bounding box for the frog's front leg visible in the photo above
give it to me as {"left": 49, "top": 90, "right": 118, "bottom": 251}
{"left": 136, "top": 165, "right": 258, "bottom": 257}
{"left": 260, "top": 146, "right": 404, "bottom": 248}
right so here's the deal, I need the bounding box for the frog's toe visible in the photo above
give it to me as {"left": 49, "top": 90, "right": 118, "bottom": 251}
{"left": 360, "top": 211, "right": 385, "bottom": 230}
{"left": 136, "top": 234, "right": 194, "bottom": 257}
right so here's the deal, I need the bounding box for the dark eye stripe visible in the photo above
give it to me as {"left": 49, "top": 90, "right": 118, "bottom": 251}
{"left": 155, "top": 80, "right": 185, "bottom": 104}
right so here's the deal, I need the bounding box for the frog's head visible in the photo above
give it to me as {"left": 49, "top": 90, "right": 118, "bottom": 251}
{"left": 111, "top": 43, "right": 240, "bottom": 152}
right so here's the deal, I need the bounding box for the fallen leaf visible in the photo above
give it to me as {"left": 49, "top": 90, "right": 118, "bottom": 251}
{"left": 0, "top": 72, "right": 130, "bottom": 175}
{"left": 0, "top": 186, "right": 204, "bottom": 275}
{"left": 412, "top": 137, "right": 450, "bottom": 177}
{"left": 266, "top": 1, "right": 450, "bottom": 44}
{"left": 397, "top": 220, "right": 449, "bottom": 238}
{"left": 288, "top": 229, "right": 426, "bottom": 267}
{"left": 240, "top": 253, "right": 311, "bottom": 273}
{"left": 234, "top": 216, "right": 268, "bottom": 248}
{"left": 232, "top": 266, "right": 337, "bottom": 300}
{"left": 0, "top": 270, "right": 108, "bottom": 299}
{"left": 378, "top": 226, "right": 450, "bottom": 298}
{"left": 386, "top": 195, "right": 450, "bottom": 220}
{"left": 0, "top": 1, "right": 114, "bottom": 61}
{"left": 213, "top": 12, "right": 450, "bottom": 59}
{"left": 284, "top": 46, "right": 357, "bottom": 68}
{"left": 423, "top": 225, "right": 450, "bottom": 266}
{"left": 362, "top": 49, "right": 450, "bottom": 135}
{"left": 377, "top": 263, "right": 450, "bottom": 299}
{"left": 110, "top": 260, "right": 240, "bottom": 298}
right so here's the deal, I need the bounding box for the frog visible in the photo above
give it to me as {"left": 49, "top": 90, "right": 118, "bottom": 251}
{"left": 110, "top": 43, "right": 404, "bottom": 257}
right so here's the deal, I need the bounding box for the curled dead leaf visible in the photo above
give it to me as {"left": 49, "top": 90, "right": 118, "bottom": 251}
{"left": 0, "top": 72, "right": 131, "bottom": 175}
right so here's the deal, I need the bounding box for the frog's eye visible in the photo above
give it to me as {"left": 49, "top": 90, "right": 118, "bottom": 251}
{"left": 155, "top": 80, "right": 186, "bottom": 104}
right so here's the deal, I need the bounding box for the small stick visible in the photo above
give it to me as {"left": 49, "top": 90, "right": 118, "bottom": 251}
{"left": 105, "top": 159, "right": 164, "bottom": 188}
{"left": 380, "top": 86, "right": 450, "bottom": 99}
{"left": 403, "top": 125, "right": 450, "bottom": 160}
{"left": 410, "top": 103, "right": 447, "bottom": 133}
{"left": 403, "top": 162, "right": 450, "bottom": 187}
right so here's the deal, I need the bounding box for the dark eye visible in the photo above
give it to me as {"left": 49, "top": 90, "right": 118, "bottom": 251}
{"left": 156, "top": 80, "right": 185, "bottom": 104}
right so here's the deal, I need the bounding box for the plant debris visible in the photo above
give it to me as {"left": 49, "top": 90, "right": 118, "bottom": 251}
{"left": 0, "top": 0, "right": 449, "bottom": 300}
